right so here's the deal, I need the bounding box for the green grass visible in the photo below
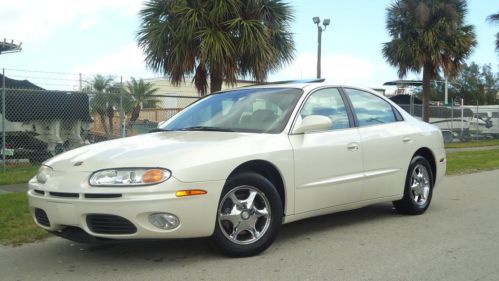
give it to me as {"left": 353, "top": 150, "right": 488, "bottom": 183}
{"left": 0, "top": 193, "right": 49, "bottom": 246}
{"left": 446, "top": 148, "right": 499, "bottom": 175}
{"left": 0, "top": 164, "right": 39, "bottom": 186}
{"left": 445, "top": 139, "right": 499, "bottom": 149}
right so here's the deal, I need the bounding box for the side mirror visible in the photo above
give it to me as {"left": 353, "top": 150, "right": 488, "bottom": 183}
{"left": 292, "top": 115, "right": 332, "bottom": 134}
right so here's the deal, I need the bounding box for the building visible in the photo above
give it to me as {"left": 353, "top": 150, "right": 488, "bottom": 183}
{"left": 144, "top": 77, "right": 255, "bottom": 97}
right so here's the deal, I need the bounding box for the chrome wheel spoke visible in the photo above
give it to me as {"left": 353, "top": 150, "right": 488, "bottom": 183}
{"left": 247, "top": 226, "right": 259, "bottom": 240}
{"left": 229, "top": 193, "right": 242, "bottom": 207}
{"left": 255, "top": 207, "right": 269, "bottom": 218}
{"left": 244, "top": 190, "right": 257, "bottom": 209}
{"left": 230, "top": 225, "right": 244, "bottom": 239}
{"left": 410, "top": 182, "right": 419, "bottom": 193}
{"left": 219, "top": 206, "right": 242, "bottom": 226}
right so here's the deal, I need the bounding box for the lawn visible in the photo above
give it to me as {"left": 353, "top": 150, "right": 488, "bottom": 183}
{"left": 0, "top": 164, "right": 38, "bottom": 186}
{"left": 446, "top": 148, "right": 499, "bottom": 175}
{"left": 0, "top": 193, "right": 49, "bottom": 246}
{"left": 445, "top": 139, "right": 499, "bottom": 149}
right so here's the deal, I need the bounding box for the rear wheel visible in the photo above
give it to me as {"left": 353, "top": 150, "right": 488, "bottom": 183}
{"left": 393, "top": 156, "right": 433, "bottom": 215}
{"left": 211, "top": 172, "right": 282, "bottom": 257}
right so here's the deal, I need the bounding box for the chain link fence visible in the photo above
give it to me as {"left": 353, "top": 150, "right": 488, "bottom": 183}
{"left": 1, "top": 69, "right": 199, "bottom": 170}
{"left": 397, "top": 103, "right": 499, "bottom": 143}
{"left": 3, "top": 67, "right": 498, "bottom": 170}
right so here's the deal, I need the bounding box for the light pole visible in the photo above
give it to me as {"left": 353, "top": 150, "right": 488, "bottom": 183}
{"left": 313, "top": 17, "right": 330, "bottom": 79}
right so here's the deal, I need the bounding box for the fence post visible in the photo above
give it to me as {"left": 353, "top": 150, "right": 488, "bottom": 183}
{"left": 409, "top": 94, "right": 414, "bottom": 116}
{"left": 2, "top": 68, "right": 6, "bottom": 172}
{"left": 79, "top": 73, "right": 82, "bottom": 91}
{"left": 461, "top": 99, "right": 464, "bottom": 139}
{"left": 120, "top": 76, "right": 125, "bottom": 138}
{"left": 450, "top": 99, "right": 454, "bottom": 135}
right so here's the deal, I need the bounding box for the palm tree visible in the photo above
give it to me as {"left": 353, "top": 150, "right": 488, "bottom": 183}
{"left": 88, "top": 75, "right": 114, "bottom": 136}
{"left": 383, "top": 0, "right": 476, "bottom": 122}
{"left": 106, "top": 83, "right": 126, "bottom": 137}
{"left": 487, "top": 13, "right": 499, "bottom": 52}
{"left": 137, "top": 0, "right": 295, "bottom": 96}
{"left": 125, "top": 77, "right": 160, "bottom": 126}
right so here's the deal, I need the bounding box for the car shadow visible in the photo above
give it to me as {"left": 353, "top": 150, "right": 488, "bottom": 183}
{"left": 61, "top": 202, "right": 400, "bottom": 261}
{"left": 278, "top": 202, "right": 399, "bottom": 242}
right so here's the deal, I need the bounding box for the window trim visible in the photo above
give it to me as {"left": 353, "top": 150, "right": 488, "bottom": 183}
{"left": 289, "top": 86, "right": 354, "bottom": 134}
{"left": 341, "top": 87, "right": 401, "bottom": 128}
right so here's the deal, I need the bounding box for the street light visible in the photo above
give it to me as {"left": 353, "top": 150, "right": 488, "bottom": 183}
{"left": 313, "top": 17, "right": 331, "bottom": 79}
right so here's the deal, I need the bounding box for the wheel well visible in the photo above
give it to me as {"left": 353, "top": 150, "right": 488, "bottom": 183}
{"left": 227, "top": 160, "right": 286, "bottom": 214}
{"left": 413, "top": 148, "right": 436, "bottom": 184}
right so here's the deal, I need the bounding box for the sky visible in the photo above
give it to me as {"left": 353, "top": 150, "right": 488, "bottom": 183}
{"left": 0, "top": 0, "right": 497, "bottom": 92}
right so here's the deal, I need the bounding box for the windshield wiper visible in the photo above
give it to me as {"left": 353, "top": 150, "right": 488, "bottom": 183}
{"left": 178, "top": 126, "right": 235, "bottom": 132}
{"left": 149, "top": 128, "right": 172, "bottom": 133}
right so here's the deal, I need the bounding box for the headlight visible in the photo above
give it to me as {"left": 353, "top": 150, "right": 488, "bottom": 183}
{"left": 36, "top": 165, "right": 53, "bottom": 184}
{"left": 89, "top": 168, "right": 171, "bottom": 186}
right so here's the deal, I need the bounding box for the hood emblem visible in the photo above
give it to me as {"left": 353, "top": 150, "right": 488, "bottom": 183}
{"left": 74, "top": 161, "right": 83, "bottom": 166}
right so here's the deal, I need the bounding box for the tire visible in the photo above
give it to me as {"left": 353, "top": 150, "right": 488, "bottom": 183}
{"left": 393, "top": 156, "right": 434, "bottom": 215}
{"left": 210, "top": 172, "right": 283, "bottom": 257}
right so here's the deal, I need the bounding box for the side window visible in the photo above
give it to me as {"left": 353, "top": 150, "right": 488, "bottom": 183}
{"left": 345, "top": 88, "right": 397, "bottom": 127}
{"left": 299, "top": 88, "right": 350, "bottom": 130}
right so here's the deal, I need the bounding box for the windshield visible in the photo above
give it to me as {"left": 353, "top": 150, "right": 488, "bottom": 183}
{"left": 160, "top": 88, "right": 303, "bottom": 133}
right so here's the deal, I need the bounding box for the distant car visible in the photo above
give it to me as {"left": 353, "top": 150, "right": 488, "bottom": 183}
{"left": 28, "top": 80, "right": 446, "bottom": 257}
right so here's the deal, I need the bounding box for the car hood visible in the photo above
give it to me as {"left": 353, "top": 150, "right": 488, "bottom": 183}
{"left": 44, "top": 131, "right": 290, "bottom": 181}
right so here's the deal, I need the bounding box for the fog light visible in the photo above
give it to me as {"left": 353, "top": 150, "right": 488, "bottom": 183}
{"left": 148, "top": 213, "right": 180, "bottom": 230}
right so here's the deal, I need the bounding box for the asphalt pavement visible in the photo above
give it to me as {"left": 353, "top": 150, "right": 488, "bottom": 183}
{"left": 0, "top": 183, "right": 28, "bottom": 193}
{"left": 1, "top": 170, "right": 499, "bottom": 281}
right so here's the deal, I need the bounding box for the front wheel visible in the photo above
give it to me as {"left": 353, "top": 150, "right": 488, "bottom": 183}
{"left": 393, "top": 156, "right": 433, "bottom": 215}
{"left": 210, "top": 172, "right": 283, "bottom": 257}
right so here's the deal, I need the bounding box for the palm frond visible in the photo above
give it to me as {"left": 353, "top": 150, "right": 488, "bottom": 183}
{"left": 137, "top": 0, "right": 295, "bottom": 94}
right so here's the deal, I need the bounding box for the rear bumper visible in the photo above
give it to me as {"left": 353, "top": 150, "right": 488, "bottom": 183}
{"left": 27, "top": 178, "right": 225, "bottom": 240}
{"left": 434, "top": 147, "right": 447, "bottom": 187}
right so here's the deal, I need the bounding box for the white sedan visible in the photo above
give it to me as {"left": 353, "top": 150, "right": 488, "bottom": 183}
{"left": 28, "top": 81, "right": 446, "bottom": 257}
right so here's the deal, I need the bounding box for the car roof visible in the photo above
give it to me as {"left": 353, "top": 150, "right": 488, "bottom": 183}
{"left": 237, "top": 81, "right": 381, "bottom": 97}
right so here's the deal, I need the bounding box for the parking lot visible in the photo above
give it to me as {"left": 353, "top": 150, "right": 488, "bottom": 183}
{"left": 1, "top": 170, "right": 499, "bottom": 281}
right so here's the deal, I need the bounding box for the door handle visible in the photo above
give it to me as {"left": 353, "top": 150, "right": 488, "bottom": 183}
{"left": 347, "top": 142, "right": 359, "bottom": 151}
{"left": 403, "top": 137, "right": 412, "bottom": 143}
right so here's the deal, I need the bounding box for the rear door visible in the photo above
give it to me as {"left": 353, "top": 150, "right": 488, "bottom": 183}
{"left": 342, "top": 88, "right": 415, "bottom": 200}
{"left": 289, "top": 87, "right": 364, "bottom": 213}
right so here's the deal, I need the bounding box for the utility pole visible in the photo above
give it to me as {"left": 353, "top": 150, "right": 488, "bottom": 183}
{"left": 313, "top": 17, "right": 331, "bottom": 79}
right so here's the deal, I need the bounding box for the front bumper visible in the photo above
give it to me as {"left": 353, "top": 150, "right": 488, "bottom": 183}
{"left": 28, "top": 176, "right": 225, "bottom": 240}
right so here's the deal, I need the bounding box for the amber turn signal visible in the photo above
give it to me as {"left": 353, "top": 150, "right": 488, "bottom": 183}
{"left": 142, "top": 169, "right": 166, "bottom": 183}
{"left": 175, "top": 189, "right": 208, "bottom": 197}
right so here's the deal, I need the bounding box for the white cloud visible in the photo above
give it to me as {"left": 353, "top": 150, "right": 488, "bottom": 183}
{"left": 0, "top": 0, "right": 143, "bottom": 44}
{"left": 272, "top": 52, "right": 376, "bottom": 86}
{"left": 72, "top": 43, "right": 155, "bottom": 81}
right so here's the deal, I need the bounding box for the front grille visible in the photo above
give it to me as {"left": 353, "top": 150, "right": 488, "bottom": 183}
{"left": 49, "top": 192, "right": 79, "bottom": 198}
{"left": 84, "top": 193, "right": 122, "bottom": 199}
{"left": 34, "top": 189, "right": 45, "bottom": 195}
{"left": 34, "top": 208, "right": 50, "bottom": 227}
{"left": 86, "top": 214, "right": 137, "bottom": 235}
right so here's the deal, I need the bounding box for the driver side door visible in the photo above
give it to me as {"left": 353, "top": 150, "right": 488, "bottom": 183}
{"left": 289, "top": 87, "right": 364, "bottom": 214}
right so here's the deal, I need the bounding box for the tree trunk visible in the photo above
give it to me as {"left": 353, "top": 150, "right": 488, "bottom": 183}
{"left": 129, "top": 104, "right": 141, "bottom": 127}
{"left": 106, "top": 106, "right": 114, "bottom": 139}
{"left": 422, "top": 64, "right": 431, "bottom": 123}
{"left": 209, "top": 69, "right": 223, "bottom": 94}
